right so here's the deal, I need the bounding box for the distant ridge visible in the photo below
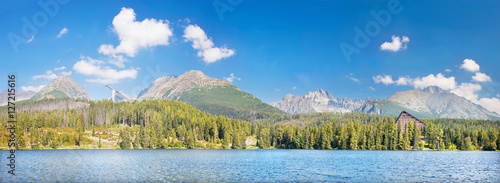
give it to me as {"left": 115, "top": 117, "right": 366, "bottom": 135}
{"left": 270, "top": 89, "right": 369, "bottom": 114}
{"left": 383, "top": 86, "right": 500, "bottom": 120}
{"left": 271, "top": 86, "right": 500, "bottom": 120}
{"left": 0, "top": 90, "right": 35, "bottom": 105}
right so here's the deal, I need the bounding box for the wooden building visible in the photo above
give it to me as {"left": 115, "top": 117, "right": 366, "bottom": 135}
{"left": 395, "top": 111, "right": 425, "bottom": 133}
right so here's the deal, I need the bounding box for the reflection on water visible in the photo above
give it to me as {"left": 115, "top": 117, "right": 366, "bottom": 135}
{"left": 1, "top": 149, "right": 499, "bottom": 182}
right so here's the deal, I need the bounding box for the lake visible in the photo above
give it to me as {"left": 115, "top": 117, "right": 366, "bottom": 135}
{"left": 1, "top": 149, "right": 499, "bottom": 182}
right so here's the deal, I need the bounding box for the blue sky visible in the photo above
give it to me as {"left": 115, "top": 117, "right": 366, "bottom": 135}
{"left": 1, "top": 0, "right": 499, "bottom": 112}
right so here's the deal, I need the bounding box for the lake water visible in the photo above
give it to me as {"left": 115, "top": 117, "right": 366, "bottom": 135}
{"left": 1, "top": 149, "right": 499, "bottom": 182}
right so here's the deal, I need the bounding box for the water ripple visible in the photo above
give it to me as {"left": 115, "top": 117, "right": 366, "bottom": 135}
{"left": 0, "top": 150, "right": 499, "bottom": 182}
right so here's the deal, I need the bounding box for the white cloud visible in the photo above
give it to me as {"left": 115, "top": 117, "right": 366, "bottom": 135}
{"left": 275, "top": 89, "right": 280, "bottom": 92}
{"left": 197, "top": 47, "right": 235, "bottom": 63}
{"left": 451, "top": 83, "right": 482, "bottom": 103}
{"left": 27, "top": 35, "right": 34, "bottom": 43}
{"left": 57, "top": 28, "right": 68, "bottom": 38}
{"left": 373, "top": 75, "right": 394, "bottom": 85}
{"left": 61, "top": 71, "right": 72, "bottom": 76}
{"left": 107, "top": 55, "right": 128, "bottom": 68}
{"left": 98, "top": 7, "right": 173, "bottom": 57}
{"left": 346, "top": 73, "right": 360, "bottom": 83}
{"left": 31, "top": 66, "right": 72, "bottom": 81}
{"left": 460, "top": 59, "right": 480, "bottom": 72}
{"left": 445, "top": 69, "right": 451, "bottom": 72}
{"left": 478, "top": 98, "right": 500, "bottom": 115}
{"left": 412, "top": 73, "right": 457, "bottom": 90}
{"left": 374, "top": 73, "right": 457, "bottom": 90}
{"left": 395, "top": 76, "right": 412, "bottom": 85}
{"left": 183, "top": 25, "right": 214, "bottom": 50}
{"left": 54, "top": 66, "right": 66, "bottom": 71}
{"left": 184, "top": 24, "right": 235, "bottom": 63}
{"left": 223, "top": 73, "right": 240, "bottom": 83}
{"left": 73, "top": 56, "right": 138, "bottom": 84}
{"left": 292, "top": 86, "right": 297, "bottom": 90}
{"left": 380, "top": 35, "right": 409, "bottom": 52}
{"left": 472, "top": 72, "right": 491, "bottom": 82}
{"left": 369, "top": 86, "right": 375, "bottom": 91}
{"left": 21, "top": 85, "right": 46, "bottom": 92}
{"left": 32, "top": 70, "right": 58, "bottom": 80}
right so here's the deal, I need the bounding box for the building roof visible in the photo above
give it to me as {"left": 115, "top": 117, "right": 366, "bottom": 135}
{"left": 395, "top": 110, "right": 425, "bottom": 124}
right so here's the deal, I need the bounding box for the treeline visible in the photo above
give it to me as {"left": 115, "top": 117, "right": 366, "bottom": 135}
{"left": 254, "top": 112, "right": 396, "bottom": 126}
{"left": 185, "top": 103, "right": 274, "bottom": 122}
{"left": 255, "top": 118, "right": 499, "bottom": 150}
{"left": 0, "top": 99, "right": 254, "bottom": 149}
{"left": 1, "top": 99, "right": 499, "bottom": 150}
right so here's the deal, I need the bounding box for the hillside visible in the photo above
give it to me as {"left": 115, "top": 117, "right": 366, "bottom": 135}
{"left": 138, "top": 70, "right": 283, "bottom": 120}
{"left": 272, "top": 86, "right": 500, "bottom": 120}
{"left": 29, "top": 75, "right": 91, "bottom": 101}
{"left": 384, "top": 86, "right": 500, "bottom": 120}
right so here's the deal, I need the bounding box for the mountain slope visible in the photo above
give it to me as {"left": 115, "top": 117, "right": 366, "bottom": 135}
{"left": 270, "top": 89, "right": 370, "bottom": 114}
{"left": 0, "top": 90, "right": 35, "bottom": 105}
{"left": 386, "top": 86, "right": 500, "bottom": 120}
{"left": 356, "top": 99, "right": 435, "bottom": 118}
{"left": 272, "top": 86, "right": 500, "bottom": 120}
{"left": 30, "top": 75, "right": 91, "bottom": 101}
{"left": 138, "top": 70, "right": 283, "bottom": 120}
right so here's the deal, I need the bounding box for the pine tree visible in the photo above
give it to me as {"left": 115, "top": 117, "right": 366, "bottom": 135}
{"left": 133, "top": 132, "right": 141, "bottom": 149}
{"left": 390, "top": 122, "right": 398, "bottom": 150}
{"left": 232, "top": 129, "right": 242, "bottom": 149}
{"left": 185, "top": 128, "right": 196, "bottom": 149}
{"left": 348, "top": 122, "right": 358, "bottom": 150}
{"left": 403, "top": 129, "right": 410, "bottom": 150}
{"left": 211, "top": 121, "right": 218, "bottom": 143}
{"left": 398, "top": 129, "right": 405, "bottom": 150}
{"left": 294, "top": 130, "right": 302, "bottom": 149}
{"left": 414, "top": 123, "right": 422, "bottom": 150}
{"left": 119, "top": 129, "right": 131, "bottom": 149}
{"left": 222, "top": 130, "right": 231, "bottom": 149}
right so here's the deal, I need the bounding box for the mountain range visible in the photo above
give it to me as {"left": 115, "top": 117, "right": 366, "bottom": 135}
{"left": 271, "top": 86, "right": 500, "bottom": 120}
{"left": 137, "top": 70, "right": 283, "bottom": 119}
{"left": 8, "top": 70, "right": 500, "bottom": 121}
{"left": 0, "top": 90, "right": 35, "bottom": 106}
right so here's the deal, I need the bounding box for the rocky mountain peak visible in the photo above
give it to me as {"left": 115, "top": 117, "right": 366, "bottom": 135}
{"left": 152, "top": 75, "right": 176, "bottom": 85}
{"left": 315, "top": 88, "right": 325, "bottom": 93}
{"left": 177, "top": 70, "right": 230, "bottom": 88}
{"left": 423, "top": 86, "right": 445, "bottom": 94}
{"left": 182, "top": 70, "right": 207, "bottom": 79}
{"left": 311, "top": 89, "right": 330, "bottom": 95}
{"left": 385, "top": 86, "right": 500, "bottom": 120}
{"left": 53, "top": 74, "right": 71, "bottom": 83}
{"left": 272, "top": 86, "right": 500, "bottom": 120}
{"left": 283, "top": 93, "right": 294, "bottom": 101}
{"left": 32, "top": 75, "right": 91, "bottom": 101}
{"left": 271, "top": 89, "right": 369, "bottom": 114}
{"left": 305, "top": 88, "right": 333, "bottom": 102}
{"left": 138, "top": 70, "right": 232, "bottom": 100}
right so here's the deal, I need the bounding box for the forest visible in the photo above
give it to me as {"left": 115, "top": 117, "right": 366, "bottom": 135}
{"left": 0, "top": 99, "right": 499, "bottom": 151}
